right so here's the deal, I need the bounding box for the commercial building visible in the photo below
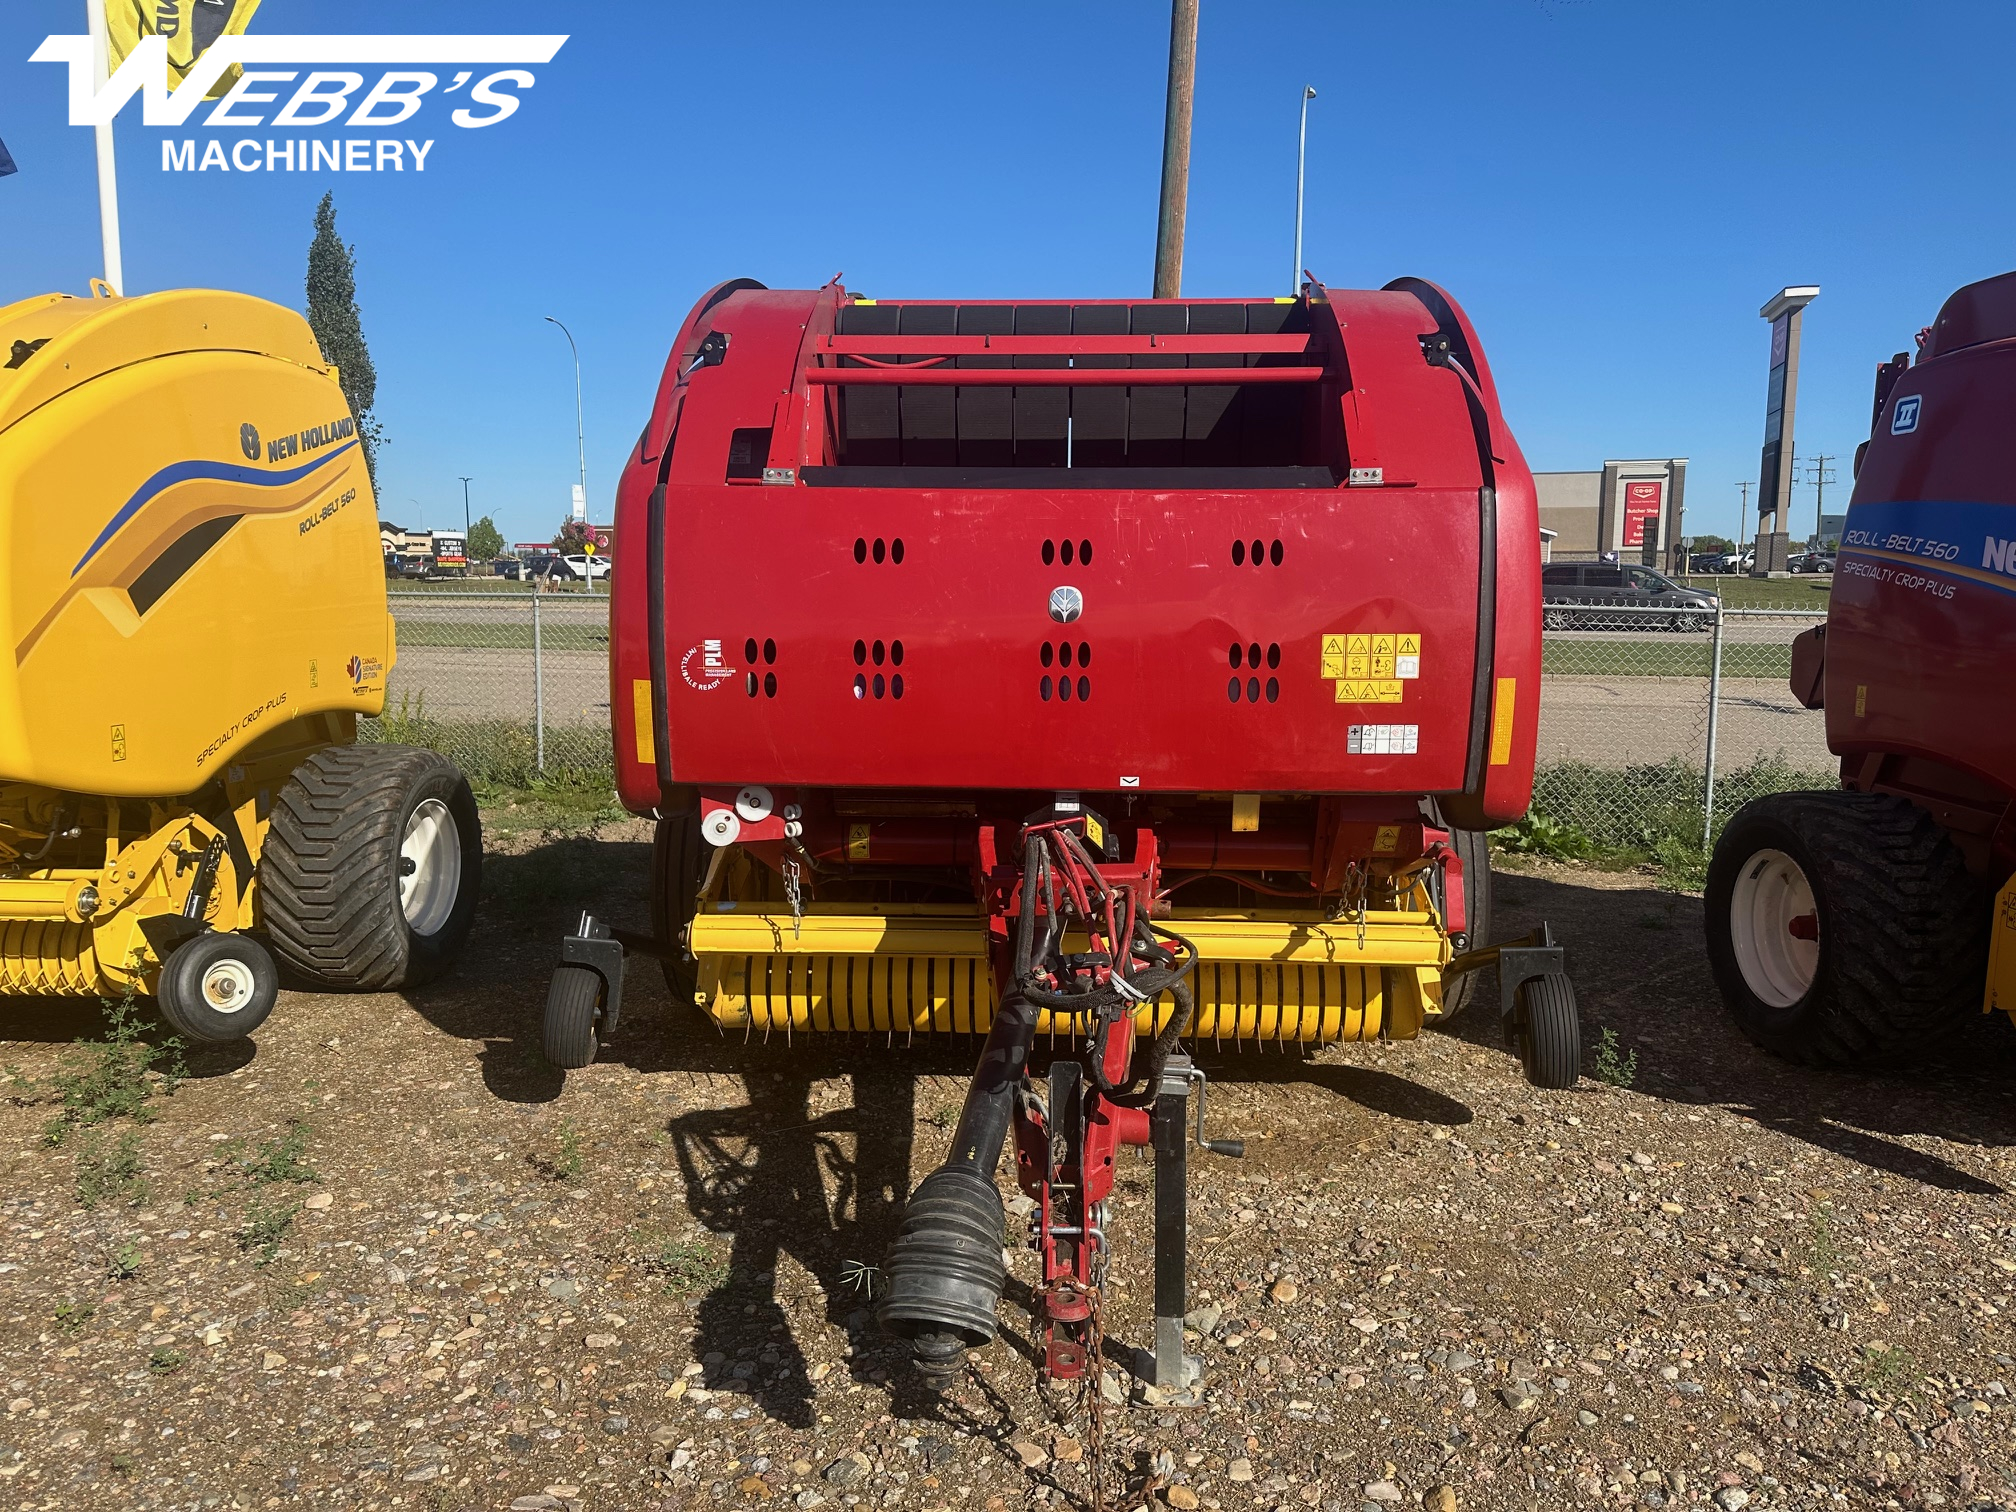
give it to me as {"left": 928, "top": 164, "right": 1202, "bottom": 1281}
{"left": 1534, "top": 458, "right": 1689, "bottom": 566}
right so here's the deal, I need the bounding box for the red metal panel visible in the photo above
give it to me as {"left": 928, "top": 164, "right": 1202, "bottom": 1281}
{"left": 656, "top": 482, "right": 1483, "bottom": 793}
{"left": 805, "top": 366, "right": 1325, "bottom": 387}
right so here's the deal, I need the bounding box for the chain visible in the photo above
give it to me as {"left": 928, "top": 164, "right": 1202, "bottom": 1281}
{"left": 781, "top": 857, "right": 804, "bottom": 939}
{"left": 1331, "top": 860, "right": 1369, "bottom": 949}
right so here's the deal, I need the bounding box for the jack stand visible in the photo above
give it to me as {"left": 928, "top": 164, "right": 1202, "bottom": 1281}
{"left": 1137, "top": 1052, "right": 1239, "bottom": 1407}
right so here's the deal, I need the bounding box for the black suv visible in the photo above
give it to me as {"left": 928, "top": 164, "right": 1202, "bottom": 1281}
{"left": 1540, "top": 562, "right": 1718, "bottom": 631}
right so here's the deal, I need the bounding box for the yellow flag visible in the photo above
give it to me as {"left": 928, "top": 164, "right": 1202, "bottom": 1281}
{"left": 107, "top": 0, "right": 264, "bottom": 100}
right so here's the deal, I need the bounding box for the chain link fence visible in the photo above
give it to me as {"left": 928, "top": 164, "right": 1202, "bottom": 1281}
{"left": 1532, "top": 603, "right": 1832, "bottom": 859}
{"left": 360, "top": 589, "right": 612, "bottom": 784}
{"left": 364, "top": 589, "right": 1836, "bottom": 858}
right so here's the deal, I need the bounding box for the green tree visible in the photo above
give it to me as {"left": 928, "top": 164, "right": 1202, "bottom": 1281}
{"left": 304, "top": 193, "right": 384, "bottom": 489}
{"left": 467, "top": 515, "right": 505, "bottom": 561}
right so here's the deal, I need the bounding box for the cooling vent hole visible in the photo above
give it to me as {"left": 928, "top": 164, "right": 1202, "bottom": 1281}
{"left": 1270, "top": 539, "right": 1284, "bottom": 566}
{"left": 1227, "top": 677, "right": 1242, "bottom": 703}
{"left": 1061, "top": 539, "right": 1075, "bottom": 566}
{"left": 1265, "top": 677, "right": 1280, "bottom": 702}
{"left": 1078, "top": 641, "right": 1090, "bottom": 666}
{"left": 853, "top": 640, "right": 867, "bottom": 666}
{"left": 1080, "top": 540, "right": 1093, "bottom": 565}
{"left": 1231, "top": 540, "right": 1245, "bottom": 566}
{"left": 1077, "top": 675, "right": 1090, "bottom": 701}
{"left": 872, "top": 674, "right": 885, "bottom": 698}
{"left": 891, "top": 639, "right": 905, "bottom": 666}
{"left": 1059, "top": 642, "right": 1073, "bottom": 668}
{"left": 1247, "top": 676, "right": 1260, "bottom": 703}
{"left": 853, "top": 674, "right": 866, "bottom": 699}
{"left": 1250, "top": 538, "right": 1264, "bottom": 565}
{"left": 1229, "top": 643, "right": 1243, "bottom": 669}
{"left": 744, "top": 638, "right": 759, "bottom": 664}
{"left": 1247, "top": 642, "right": 1261, "bottom": 668}
{"left": 1040, "top": 643, "right": 1054, "bottom": 668}
{"left": 872, "top": 539, "right": 886, "bottom": 564}
{"left": 1040, "top": 676, "right": 1053, "bottom": 701}
{"left": 763, "top": 638, "right": 777, "bottom": 665}
{"left": 891, "top": 538, "right": 905, "bottom": 564}
{"left": 853, "top": 538, "right": 867, "bottom": 564}
{"left": 872, "top": 640, "right": 886, "bottom": 666}
{"left": 746, "top": 673, "right": 759, "bottom": 698}
{"left": 1059, "top": 678, "right": 1074, "bottom": 703}
{"left": 763, "top": 673, "right": 777, "bottom": 698}
{"left": 892, "top": 674, "right": 905, "bottom": 699}
{"left": 1042, "top": 540, "right": 1056, "bottom": 566}
{"left": 1267, "top": 643, "right": 1282, "bottom": 669}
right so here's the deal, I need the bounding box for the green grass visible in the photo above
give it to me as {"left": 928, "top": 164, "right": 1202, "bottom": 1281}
{"left": 643, "top": 1237, "right": 733, "bottom": 1298}
{"left": 42, "top": 992, "right": 184, "bottom": 1153}
{"left": 238, "top": 1195, "right": 301, "bottom": 1266}
{"left": 237, "top": 1122, "right": 316, "bottom": 1186}
{"left": 1588, "top": 1028, "right": 1639, "bottom": 1088}
{"left": 75, "top": 1127, "right": 148, "bottom": 1209}
{"left": 389, "top": 621, "right": 609, "bottom": 652}
{"left": 360, "top": 701, "right": 613, "bottom": 787}
{"left": 1686, "top": 573, "right": 1833, "bottom": 608}
{"left": 1542, "top": 638, "right": 1795, "bottom": 680}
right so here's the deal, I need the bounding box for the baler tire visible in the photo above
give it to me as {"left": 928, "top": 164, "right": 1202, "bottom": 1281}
{"left": 650, "top": 809, "right": 707, "bottom": 1007}
{"left": 1513, "top": 970, "right": 1580, "bottom": 1089}
{"left": 259, "top": 745, "right": 482, "bottom": 992}
{"left": 155, "top": 931, "right": 280, "bottom": 1044}
{"left": 1434, "top": 824, "right": 1494, "bottom": 1026}
{"left": 1704, "top": 790, "right": 1988, "bottom": 1068}
{"left": 543, "top": 964, "right": 602, "bottom": 1069}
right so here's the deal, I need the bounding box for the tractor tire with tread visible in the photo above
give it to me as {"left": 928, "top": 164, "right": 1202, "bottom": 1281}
{"left": 650, "top": 808, "right": 708, "bottom": 1007}
{"left": 260, "top": 744, "right": 482, "bottom": 991}
{"left": 1705, "top": 790, "right": 1988, "bottom": 1067}
{"left": 1434, "top": 823, "right": 1494, "bottom": 1025}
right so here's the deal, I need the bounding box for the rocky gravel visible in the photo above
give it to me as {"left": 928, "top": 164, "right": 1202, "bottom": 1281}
{"left": 2, "top": 823, "right": 2014, "bottom": 1512}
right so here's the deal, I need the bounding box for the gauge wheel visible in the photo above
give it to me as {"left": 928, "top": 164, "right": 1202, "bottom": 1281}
{"left": 1704, "top": 791, "right": 1987, "bottom": 1066}
{"left": 156, "top": 931, "right": 280, "bottom": 1043}
{"left": 1511, "top": 970, "right": 1580, "bottom": 1088}
{"left": 261, "top": 745, "right": 483, "bottom": 991}
{"left": 543, "top": 963, "right": 603, "bottom": 1069}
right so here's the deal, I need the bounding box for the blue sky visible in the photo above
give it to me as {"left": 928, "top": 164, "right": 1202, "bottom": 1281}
{"left": 5, "top": 0, "right": 2013, "bottom": 548}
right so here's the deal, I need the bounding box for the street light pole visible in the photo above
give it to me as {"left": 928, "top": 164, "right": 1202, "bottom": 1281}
{"left": 543, "top": 317, "right": 587, "bottom": 519}
{"left": 459, "top": 476, "right": 472, "bottom": 537}
{"left": 1292, "top": 85, "right": 1315, "bottom": 295}
{"left": 85, "top": 0, "right": 125, "bottom": 294}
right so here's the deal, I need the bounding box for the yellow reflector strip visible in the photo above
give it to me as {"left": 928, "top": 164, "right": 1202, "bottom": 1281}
{"left": 1231, "top": 794, "right": 1260, "bottom": 832}
{"left": 1489, "top": 676, "right": 1517, "bottom": 765}
{"left": 631, "top": 679, "right": 655, "bottom": 765}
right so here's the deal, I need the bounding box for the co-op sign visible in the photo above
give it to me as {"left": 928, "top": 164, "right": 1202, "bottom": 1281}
{"left": 32, "top": 33, "right": 569, "bottom": 173}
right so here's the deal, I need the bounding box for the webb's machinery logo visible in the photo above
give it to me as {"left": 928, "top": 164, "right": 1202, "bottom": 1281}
{"left": 32, "top": 31, "right": 568, "bottom": 174}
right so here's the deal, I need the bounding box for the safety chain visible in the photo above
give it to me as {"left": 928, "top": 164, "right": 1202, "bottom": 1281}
{"left": 781, "top": 857, "right": 804, "bottom": 939}
{"left": 1331, "top": 860, "right": 1370, "bottom": 949}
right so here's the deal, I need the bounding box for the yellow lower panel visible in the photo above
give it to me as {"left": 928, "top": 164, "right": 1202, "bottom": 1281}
{"left": 0, "top": 920, "right": 101, "bottom": 996}
{"left": 694, "top": 912, "right": 1443, "bottom": 1045}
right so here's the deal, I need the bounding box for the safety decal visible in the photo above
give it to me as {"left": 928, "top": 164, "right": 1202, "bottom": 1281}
{"left": 1347, "top": 724, "right": 1418, "bottom": 755}
{"left": 680, "top": 640, "right": 733, "bottom": 691}
{"left": 1323, "top": 631, "right": 1421, "bottom": 704}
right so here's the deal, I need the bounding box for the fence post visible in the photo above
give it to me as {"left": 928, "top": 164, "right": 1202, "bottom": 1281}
{"left": 532, "top": 588, "right": 546, "bottom": 774}
{"left": 1702, "top": 599, "right": 1725, "bottom": 847}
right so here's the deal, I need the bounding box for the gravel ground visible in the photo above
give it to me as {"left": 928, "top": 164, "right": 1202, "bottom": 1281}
{"left": 2, "top": 818, "right": 2014, "bottom": 1512}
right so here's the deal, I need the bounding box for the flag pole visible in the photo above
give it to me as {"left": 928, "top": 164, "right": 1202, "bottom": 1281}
{"left": 85, "top": 0, "right": 124, "bottom": 294}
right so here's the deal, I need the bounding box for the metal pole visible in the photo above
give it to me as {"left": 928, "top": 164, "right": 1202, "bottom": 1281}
{"left": 532, "top": 590, "right": 546, "bottom": 774}
{"left": 1702, "top": 599, "right": 1724, "bottom": 847}
{"left": 85, "top": 0, "right": 124, "bottom": 294}
{"left": 544, "top": 316, "right": 587, "bottom": 505}
{"left": 1152, "top": 0, "right": 1200, "bottom": 299}
{"left": 459, "top": 476, "right": 472, "bottom": 537}
{"left": 1292, "top": 86, "right": 1315, "bottom": 295}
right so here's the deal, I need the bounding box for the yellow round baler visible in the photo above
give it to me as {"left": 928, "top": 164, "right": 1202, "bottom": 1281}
{"left": 0, "top": 284, "right": 480, "bottom": 1041}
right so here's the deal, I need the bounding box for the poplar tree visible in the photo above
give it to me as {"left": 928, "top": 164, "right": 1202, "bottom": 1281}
{"left": 304, "top": 192, "right": 384, "bottom": 489}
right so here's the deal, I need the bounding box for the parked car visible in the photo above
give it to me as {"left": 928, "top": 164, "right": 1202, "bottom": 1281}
{"left": 553, "top": 553, "right": 612, "bottom": 582}
{"left": 1540, "top": 561, "right": 1719, "bottom": 630}
{"left": 1791, "top": 552, "right": 1836, "bottom": 574}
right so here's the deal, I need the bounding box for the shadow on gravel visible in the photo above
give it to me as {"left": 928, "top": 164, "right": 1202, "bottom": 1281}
{"left": 1195, "top": 1054, "right": 1475, "bottom": 1126}
{"left": 1493, "top": 866, "right": 2016, "bottom": 1196}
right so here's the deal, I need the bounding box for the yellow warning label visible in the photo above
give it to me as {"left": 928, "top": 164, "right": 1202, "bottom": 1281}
{"left": 1321, "top": 653, "right": 1346, "bottom": 678}
{"left": 1337, "top": 680, "right": 1406, "bottom": 704}
{"left": 1335, "top": 680, "right": 1358, "bottom": 703}
{"left": 110, "top": 724, "right": 127, "bottom": 763}
{"left": 1347, "top": 634, "right": 1370, "bottom": 655}
{"left": 1371, "top": 634, "right": 1395, "bottom": 657}
{"left": 1397, "top": 633, "right": 1420, "bottom": 655}
{"left": 632, "top": 680, "right": 655, "bottom": 765}
{"left": 1346, "top": 653, "right": 1369, "bottom": 678}
{"left": 1231, "top": 794, "right": 1261, "bottom": 832}
{"left": 1489, "top": 677, "right": 1518, "bottom": 765}
{"left": 847, "top": 823, "right": 872, "bottom": 860}
{"left": 1084, "top": 813, "right": 1105, "bottom": 850}
{"left": 1373, "top": 825, "right": 1400, "bottom": 854}
{"left": 1373, "top": 680, "right": 1404, "bottom": 703}
{"left": 1371, "top": 654, "right": 1394, "bottom": 678}
{"left": 1322, "top": 634, "right": 1346, "bottom": 656}
{"left": 1855, "top": 683, "right": 1867, "bottom": 717}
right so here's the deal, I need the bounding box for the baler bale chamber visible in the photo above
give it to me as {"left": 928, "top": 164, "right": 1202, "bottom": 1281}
{"left": 548, "top": 274, "right": 1579, "bottom": 1394}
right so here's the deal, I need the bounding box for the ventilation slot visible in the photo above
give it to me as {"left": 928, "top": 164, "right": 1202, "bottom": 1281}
{"left": 851, "top": 639, "right": 906, "bottom": 699}
{"left": 1039, "top": 643, "right": 1091, "bottom": 702}
{"left": 128, "top": 515, "right": 241, "bottom": 615}
{"left": 1040, "top": 539, "right": 1094, "bottom": 567}
{"left": 742, "top": 636, "right": 779, "bottom": 696}
{"left": 853, "top": 537, "right": 905, "bottom": 564}
{"left": 1226, "top": 641, "right": 1282, "bottom": 704}
{"left": 1230, "top": 538, "right": 1285, "bottom": 567}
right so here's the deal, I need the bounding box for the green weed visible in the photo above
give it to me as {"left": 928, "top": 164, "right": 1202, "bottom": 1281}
{"left": 147, "top": 1345, "right": 186, "bottom": 1376}
{"left": 238, "top": 1195, "right": 301, "bottom": 1266}
{"left": 75, "top": 1126, "right": 148, "bottom": 1208}
{"left": 42, "top": 992, "right": 184, "bottom": 1145}
{"left": 1809, "top": 1203, "right": 1843, "bottom": 1277}
{"left": 106, "top": 1237, "right": 143, "bottom": 1281}
{"left": 1856, "top": 1341, "right": 1916, "bottom": 1397}
{"left": 532, "top": 1119, "right": 585, "bottom": 1183}
{"left": 1492, "top": 811, "right": 1597, "bottom": 861}
{"left": 238, "top": 1122, "right": 316, "bottom": 1185}
{"left": 53, "top": 1299, "right": 94, "bottom": 1333}
{"left": 1588, "top": 1028, "right": 1638, "bottom": 1089}
{"left": 359, "top": 700, "right": 612, "bottom": 789}
{"left": 644, "top": 1237, "right": 731, "bottom": 1298}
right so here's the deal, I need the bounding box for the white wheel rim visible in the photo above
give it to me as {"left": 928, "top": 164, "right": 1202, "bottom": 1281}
{"left": 1729, "top": 847, "right": 1819, "bottom": 1008}
{"left": 400, "top": 798, "right": 463, "bottom": 936}
{"left": 201, "top": 958, "right": 257, "bottom": 1015}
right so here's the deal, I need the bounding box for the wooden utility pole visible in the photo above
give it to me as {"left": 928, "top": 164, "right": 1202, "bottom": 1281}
{"left": 1153, "top": 0, "right": 1200, "bottom": 299}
